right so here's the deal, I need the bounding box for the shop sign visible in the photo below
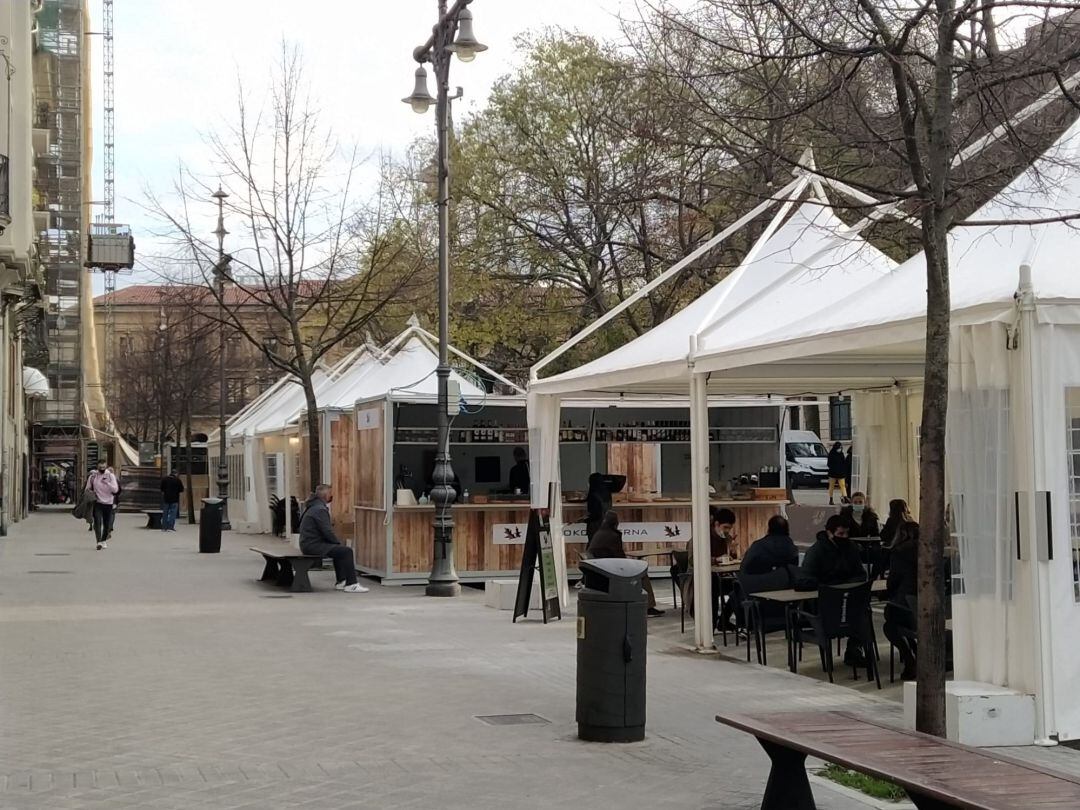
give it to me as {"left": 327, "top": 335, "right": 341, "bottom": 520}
{"left": 493, "top": 521, "right": 689, "bottom": 545}
{"left": 356, "top": 407, "right": 381, "bottom": 430}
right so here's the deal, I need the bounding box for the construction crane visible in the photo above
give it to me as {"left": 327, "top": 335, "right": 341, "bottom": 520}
{"left": 86, "top": 0, "right": 134, "bottom": 394}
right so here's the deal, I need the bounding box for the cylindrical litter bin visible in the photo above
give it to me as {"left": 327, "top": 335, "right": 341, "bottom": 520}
{"left": 576, "top": 557, "right": 648, "bottom": 742}
{"left": 199, "top": 497, "right": 223, "bottom": 554}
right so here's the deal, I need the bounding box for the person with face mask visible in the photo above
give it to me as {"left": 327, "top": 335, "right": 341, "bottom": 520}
{"left": 299, "top": 484, "right": 368, "bottom": 593}
{"left": 85, "top": 460, "right": 119, "bottom": 550}
{"left": 840, "top": 492, "right": 880, "bottom": 538}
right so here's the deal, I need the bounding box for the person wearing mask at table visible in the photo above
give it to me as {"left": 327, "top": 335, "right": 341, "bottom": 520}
{"left": 883, "top": 520, "right": 919, "bottom": 680}
{"left": 589, "top": 510, "right": 664, "bottom": 617}
{"left": 686, "top": 508, "right": 739, "bottom": 629}
{"left": 827, "top": 442, "right": 848, "bottom": 505}
{"left": 507, "top": 447, "right": 530, "bottom": 496}
{"left": 840, "top": 491, "right": 880, "bottom": 538}
{"left": 802, "top": 513, "right": 868, "bottom": 665}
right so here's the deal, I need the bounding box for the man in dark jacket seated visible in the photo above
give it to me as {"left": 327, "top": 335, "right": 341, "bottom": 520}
{"left": 590, "top": 510, "right": 664, "bottom": 617}
{"left": 801, "top": 513, "right": 867, "bottom": 664}
{"left": 737, "top": 515, "right": 800, "bottom": 643}
{"left": 739, "top": 514, "right": 799, "bottom": 593}
{"left": 299, "top": 484, "right": 369, "bottom": 593}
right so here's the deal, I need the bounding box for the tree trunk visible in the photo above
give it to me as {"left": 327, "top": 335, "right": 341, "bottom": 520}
{"left": 915, "top": 217, "right": 951, "bottom": 737}
{"left": 303, "top": 379, "right": 321, "bottom": 497}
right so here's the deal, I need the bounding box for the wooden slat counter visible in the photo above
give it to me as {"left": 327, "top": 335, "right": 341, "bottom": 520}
{"left": 354, "top": 499, "right": 786, "bottom": 585}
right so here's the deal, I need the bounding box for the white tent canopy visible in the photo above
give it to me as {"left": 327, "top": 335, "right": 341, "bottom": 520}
{"left": 531, "top": 194, "right": 900, "bottom": 398}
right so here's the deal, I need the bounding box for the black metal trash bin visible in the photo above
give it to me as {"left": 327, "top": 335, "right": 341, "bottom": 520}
{"left": 576, "top": 558, "right": 648, "bottom": 742}
{"left": 199, "top": 497, "right": 223, "bottom": 554}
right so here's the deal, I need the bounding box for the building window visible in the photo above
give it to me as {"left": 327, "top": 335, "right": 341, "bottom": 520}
{"left": 829, "top": 396, "right": 852, "bottom": 441}
{"left": 226, "top": 378, "right": 246, "bottom": 408}
{"left": 1066, "top": 389, "right": 1080, "bottom": 602}
{"left": 261, "top": 336, "right": 279, "bottom": 358}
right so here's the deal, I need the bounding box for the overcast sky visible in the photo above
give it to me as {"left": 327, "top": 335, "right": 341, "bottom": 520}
{"left": 87, "top": 0, "right": 652, "bottom": 289}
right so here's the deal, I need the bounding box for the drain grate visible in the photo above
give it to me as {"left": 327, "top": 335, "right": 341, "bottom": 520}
{"left": 27, "top": 570, "right": 72, "bottom": 574}
{"left": 34, "top": 553, "right": 70, "bottom": 557}
{"left": 475, "top": 714, "right": 550, "bottom": 726}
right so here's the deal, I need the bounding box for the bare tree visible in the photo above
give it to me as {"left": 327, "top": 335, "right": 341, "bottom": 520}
{"left": 148, "top": 46, "right": 429, "bottom": 488}
{"left": 639, "top": 1, "right": 1080, "bottom": 733}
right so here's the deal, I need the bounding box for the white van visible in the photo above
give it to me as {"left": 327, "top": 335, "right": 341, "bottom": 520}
{"left": 783, "top": 430, "right": 830, "bottom": 488}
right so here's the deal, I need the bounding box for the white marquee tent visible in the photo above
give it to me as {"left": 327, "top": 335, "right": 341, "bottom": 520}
{"left": 528, "top": 178, "right": 901, "bottom": 628}
{"left": 531, "top": 115, "right": 1080, "bottom": 743}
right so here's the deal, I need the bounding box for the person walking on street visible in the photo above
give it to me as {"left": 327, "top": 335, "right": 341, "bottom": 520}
{"left": 85, "top": 460, "right": 119, "bottom": 550}
{"left": 299, "top": 484, "right": 368, "bottom": 593}
{"left": 827, "top": 442, "right": 848, "bottom": 504}
{"left": 160, "top": 469, "right": 184, "bottom": 532}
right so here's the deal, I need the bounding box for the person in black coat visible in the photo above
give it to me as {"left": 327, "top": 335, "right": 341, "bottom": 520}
{"left": 883, "top": 521, "right": 919, "bottom": 680}
{"left": 589, "top": 510, "right": 663, "bottom": 616}
{"left": 298, "top": 484, "right": 368, "bottom": 593}
{"left": 801, "top": 514, "right": 866, "bottom": 586}
{"left": 839, "top": 492, "right": 880, "bottom": 538}
{"left": 879, "top": 499, "right": 913, "bottom": 546}
{"left": 801, "top": 513, "right": 868, "bottom": 665}
{"left": 827, "top": 442, "right": 848, "bottom": 504}
{"left": 739, "top": 515, "right": 799, "bottom": 593}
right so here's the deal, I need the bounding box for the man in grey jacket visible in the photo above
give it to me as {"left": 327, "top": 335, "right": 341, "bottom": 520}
{"left": 299, "top": 484, "right": 368, "bottom": 593}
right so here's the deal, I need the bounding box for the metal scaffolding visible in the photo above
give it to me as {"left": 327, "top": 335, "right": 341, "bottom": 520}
{"left": 33, "top": 0, "right": 88, "bottom": 467}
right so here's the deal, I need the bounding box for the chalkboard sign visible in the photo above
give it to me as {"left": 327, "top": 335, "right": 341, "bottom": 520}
{"left": 512, "top": 508, "right": 562, "bottom": 623}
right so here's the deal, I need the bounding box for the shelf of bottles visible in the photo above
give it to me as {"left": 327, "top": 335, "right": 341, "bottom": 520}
{"left": 394, "top": 422, "right": 529, "bottom": 445}
{"left": 393, "top": 422, "right": 777, "bottom": 446}
{"left": 590, "top": 422, "right": 776, "bottom": 444}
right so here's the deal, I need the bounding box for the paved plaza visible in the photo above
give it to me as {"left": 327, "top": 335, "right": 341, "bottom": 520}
{"left": 0, "top": 511, "right": 1073, "bottom": 809}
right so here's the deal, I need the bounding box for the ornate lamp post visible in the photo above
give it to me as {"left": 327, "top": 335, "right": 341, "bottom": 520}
{"left": 403, "top": 1, "right": 486, "bottom": 597}
{"left": 212, "top": 186, "right": 231, "bottom": 529}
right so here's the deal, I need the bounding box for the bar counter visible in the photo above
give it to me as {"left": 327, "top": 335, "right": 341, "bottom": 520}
{"left": 355, "top": 498, "right": 786, "bottom": 585}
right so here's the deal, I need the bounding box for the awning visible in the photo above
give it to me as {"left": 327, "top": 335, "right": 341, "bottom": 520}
{"left": 22, "top": 367, "right": 49, "bottom": 399}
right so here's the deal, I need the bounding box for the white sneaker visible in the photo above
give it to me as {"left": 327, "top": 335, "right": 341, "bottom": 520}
{"left": 96, "top": 542, "right": 103, "bottom": 550}
{"left": 343, "top": 583, "right": 369, "bottom": 593}
{"left": 335, "top": 581, "right": 346, "bottom": 590}
{"left": 100, "top": 541, "right": 107, "bottom": 549}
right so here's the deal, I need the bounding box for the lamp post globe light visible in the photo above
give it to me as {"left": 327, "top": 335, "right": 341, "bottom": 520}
{"left": 404, "top": 0, "right": 486, "bottom": 598}
{"left": 212, "top": 186, "right": 231, "bottom": 530}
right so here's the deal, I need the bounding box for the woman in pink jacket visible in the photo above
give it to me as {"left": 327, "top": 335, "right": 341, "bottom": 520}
{"left": 85, "top": 460, "right": 119, "bottom": 550}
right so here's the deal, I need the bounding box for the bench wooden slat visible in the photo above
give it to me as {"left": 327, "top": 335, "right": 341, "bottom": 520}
{"left": 717, "top": 711, "right": 1080, "bottom": 810}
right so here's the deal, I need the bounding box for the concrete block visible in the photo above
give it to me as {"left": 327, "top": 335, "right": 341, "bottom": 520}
{"left": 903, "top": 680, "right": 1035, "bottom": 747}
{"left": 485, "top": 578, "right": 539, "bottom": 610}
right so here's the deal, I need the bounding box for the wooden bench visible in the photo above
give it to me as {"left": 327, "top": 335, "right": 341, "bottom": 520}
{"left": 250, "top": 547, "right": 324, "bottom": 592}
{"left": 716, "top": 710, "right": 1080, "bottom": 809}
{"left": 143, "top": 509, "right": 163, "bottom": 530}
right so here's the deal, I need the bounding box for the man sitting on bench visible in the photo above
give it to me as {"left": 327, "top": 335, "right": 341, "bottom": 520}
{"left": 299, "top": 484, "right": 368, "bottom": 594}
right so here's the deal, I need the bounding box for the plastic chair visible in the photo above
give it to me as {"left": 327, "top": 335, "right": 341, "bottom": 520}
{"left": 794, "top": 581, "right": 881, "bottom": 688}
{"left": 738, "top": 578, "right": 790, "bottom": 666}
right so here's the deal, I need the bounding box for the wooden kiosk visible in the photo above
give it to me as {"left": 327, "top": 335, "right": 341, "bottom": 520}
{"left": 348, "top": 394, "right": 788, "bottom": 584}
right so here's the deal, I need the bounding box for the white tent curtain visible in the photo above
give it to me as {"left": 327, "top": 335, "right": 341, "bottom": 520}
{"left": 527, "top": 391, "right": 568, "bottom": 605}
{"left": 947, "top": 323, "right": 1026, "bottom": 689}
{"left": 851, "top": 390, "right": 916, "bottom": 510}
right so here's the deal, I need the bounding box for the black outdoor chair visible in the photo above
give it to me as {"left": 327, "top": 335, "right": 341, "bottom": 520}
{"left": 794, "top": 581, "right": 881, "bottom": 688}
{"left": 739, "top": 578, "right": 791, "bottom": 666}
{"left": 669, "top": 550, "right": 690, "bottom": 632}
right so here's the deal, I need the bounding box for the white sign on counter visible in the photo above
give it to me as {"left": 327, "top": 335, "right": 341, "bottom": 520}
{"left": 492, "top": 521, "right": 689, "bottom": 545}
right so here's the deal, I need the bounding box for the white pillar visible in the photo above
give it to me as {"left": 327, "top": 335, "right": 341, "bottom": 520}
{"left": 1013, "top": 263, "right": 1055, "bottom": 743}
{"left": 689, "top": 370, "right": 714, "bottom": 651}
{"left": 284, "top": 439, "right": 294, "bottom": 538}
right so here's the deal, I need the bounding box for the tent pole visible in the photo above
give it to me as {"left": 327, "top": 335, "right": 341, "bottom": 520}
{"left": 777, "top": 404, "right": 789, "bottom": 517}
{"left": 689, "top": 363, "right": 714, "bottom": 651}
{"left": 1014, "top": 263, "right": 1056, "bottom": 743}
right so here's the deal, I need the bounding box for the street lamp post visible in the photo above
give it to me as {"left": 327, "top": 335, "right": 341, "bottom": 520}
{"left": 212, "top": 186, "right": 231, "bottom": 530}
{"left": 404, "top": 0, "right": 486, "bottom": 597}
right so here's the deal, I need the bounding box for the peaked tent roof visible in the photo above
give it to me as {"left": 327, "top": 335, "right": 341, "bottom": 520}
{"left": 225, "top": 367, "right": 333, "bottom": 440}
{"left": 530, "top": 200, "right": 899, "bottom": 396}
{"left": 687, "top": 114, "right": 1080, "bottom": 390}
{"left": 311, "top": 334, "right": 487, "bottom": 412}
